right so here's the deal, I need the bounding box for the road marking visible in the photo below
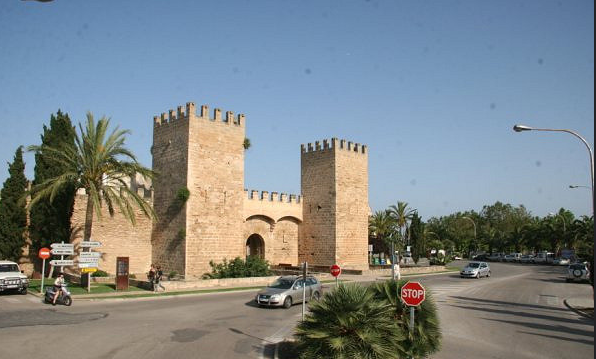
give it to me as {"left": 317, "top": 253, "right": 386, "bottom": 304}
{"left": 259, "top": 313, "right": 301, "bottom": 359}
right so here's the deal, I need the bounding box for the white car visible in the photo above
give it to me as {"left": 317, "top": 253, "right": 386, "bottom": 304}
{"left": 566, "top": 263, "right": 590, "bottom": 283}
{"left": 553, "top": 258, "right": 571, "bottom": 266}
{"left": 460, "top": 261, "right": 491, "bottom": 279}
{"left": 0, "top": 261, "right": 29, "bottom": 294}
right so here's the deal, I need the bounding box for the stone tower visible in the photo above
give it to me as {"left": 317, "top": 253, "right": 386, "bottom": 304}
{"left": 300, "top": 138, "right": 369, "bottom": 270}
{"left": 152, "top": 102, "right": 246, "bottom": 278}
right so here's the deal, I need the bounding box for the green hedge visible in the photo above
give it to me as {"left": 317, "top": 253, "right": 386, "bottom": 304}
{"left": 205, "top": 256, "right": 272, "bottom": 278}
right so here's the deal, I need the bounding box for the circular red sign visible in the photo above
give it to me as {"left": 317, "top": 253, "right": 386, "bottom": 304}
{"left": 401, "top": 281, "right": 426, "bottom": 306}
{"left": 38, "top": 247, "right": 51, "bottom": 260}
{"left": 330, "top": 264, "right": 341, "bottom": 277}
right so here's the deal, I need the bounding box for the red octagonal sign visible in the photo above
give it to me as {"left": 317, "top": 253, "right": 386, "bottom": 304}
{"left": 330, "top": 264, "right": 341, "bottom": 277}
{"left": 401, "top": 281, "right": 426, "bottom": 306}
{"left": 38, "top": 247, "right": 51, "bottom": 260}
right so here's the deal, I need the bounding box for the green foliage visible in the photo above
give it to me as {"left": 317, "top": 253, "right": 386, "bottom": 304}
{"left": 295, "top": 283, "right": 405, "bottom": 359}
{"left": 29, "top": 111, "right": 76, "bottom": 253}
{"left": 0, "top": 147, "right": 28, "bottom": 261}
{"left": 176, "top": 187, "right": 190, "bottom": 203}
{"left": 369, "top": 280, "right": 441, "bottom": 358}
{"left": 168, "top": 271, "right": 178, "bottom": 280}
{"left": 91, "top": 269, "right": 109, "bottom": 277}
{"left": 243, "top": 137, "right": 251, "bottom": 150}
{"left": 206, "top": 256, "right": 272, "bottom": 278}
{"left": 28, "top": 112, "right": 156, "bottom": 245}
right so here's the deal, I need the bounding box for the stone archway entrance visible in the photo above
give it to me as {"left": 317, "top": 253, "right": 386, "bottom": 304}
{"left": 246, "top": 234, "right": 265, "bottom": 259}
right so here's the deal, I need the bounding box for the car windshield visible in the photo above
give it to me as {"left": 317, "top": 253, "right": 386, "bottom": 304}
{"left": 0, "top": 264, "right": 19, "bottom": 272}
{"left": 268, "top": 278, "right": 295, "bottom": 289}
{"left": 467, "top": 263, "right": 480, "bottom": 268}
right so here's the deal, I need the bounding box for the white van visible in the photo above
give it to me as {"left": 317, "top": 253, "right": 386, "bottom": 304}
{"left": 533, "top": 252, "right": 554, "bottom": 264}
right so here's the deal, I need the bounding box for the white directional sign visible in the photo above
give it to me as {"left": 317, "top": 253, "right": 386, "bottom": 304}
{"left": 50, "top": 260, "right": 75, "bottom": 266}
{"left": 79, "top": 252, "right": 101, "bottom": 258}
{"left": 80, "top": 241, "right": 101, "bottom": 248}
{"left": 78, "top": 257, "right": 100, "bottom": 264}
{"left": 51, "top": 248, "right": 74, "bottom": 255}
{"left": 78, "top": 262, "right": 99, "bottom": 268}
{"left": 51, "top": 243, "right": 74, "bottom": 249}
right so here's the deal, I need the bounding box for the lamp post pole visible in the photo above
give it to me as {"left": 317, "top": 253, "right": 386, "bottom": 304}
{"left": 513, "top": 125, "right": 594, "bottom": 217}
{"left": 461, "top": 216, "right": 476, "bottom": 258}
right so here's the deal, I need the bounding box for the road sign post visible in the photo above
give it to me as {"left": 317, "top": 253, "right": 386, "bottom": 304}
{"left": 400, "top": 281, "right": 426, "bottom": 336}
{"left": 38, "top": 248, "right": 51, "bottom": 293}
{"left": 330, "top": 264, "right": 341, "bottom": 287}
{"left": 302, "top": 262, "right": 308, "bottom": 321}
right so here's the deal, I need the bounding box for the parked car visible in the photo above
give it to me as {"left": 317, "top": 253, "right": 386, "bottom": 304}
{"left": 566, "top": 263, "right": 590, "bottom": 283}
{"left": 533, "top": 252, "right": 555, "bottom": 264}
{"left": 460, "top": 261, "right": 491, "bottom": 279}
{"left": 510, "top": 253, "right": 522, "bottom": 262}
{"left": 473, "top": 254, "right": 488, "bottom": 261}
{"left": 553, "top": 257, "right": 571, "bottom": 266}
{"left": 256, "top": 275, "right": 322, "bottom": 308}
{"left": 0, "top": 260, "right": 29, "bottom": 294}
{"left": 503, "top": 254, "right": 515, "bottom": 262}
{"left": 520, "top": 254, "right": 534, "bottom": 264}
{"left": 487, "top": 253, "right": 502, "bottom": 262}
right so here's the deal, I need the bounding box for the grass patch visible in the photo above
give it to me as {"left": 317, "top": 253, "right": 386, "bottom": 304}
{"left": 28, "top": 279, "right": 146, "bottom": 295}
{"left": 84, "top": 286, "right": 265, "bottom": 300}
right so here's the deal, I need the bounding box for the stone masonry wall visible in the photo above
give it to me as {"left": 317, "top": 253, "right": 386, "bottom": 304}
{"left": 184, "top": 104, "right": 246, "bottom": 278}
{"left": 151, "top": 105, "right": 191, "bottom": 275}
{"left": 300, "top": 140, "right": 336, "bottom": 266}
{"left": 334, "top": 141, "right": 369, "bottom": 270}
{"left": 70, "top": 194, "right": 153, "bottom": 276}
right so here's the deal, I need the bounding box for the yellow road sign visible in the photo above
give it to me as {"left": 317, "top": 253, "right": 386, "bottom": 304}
{"left": 81, "top": 267, "right": 98, "bottom": 273}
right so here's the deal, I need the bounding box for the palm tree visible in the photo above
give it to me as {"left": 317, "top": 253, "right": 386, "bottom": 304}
{"left": 388, "top": 201, "right": 416, "bottom": 246}
{"left": 295, "top": 283, "right": 405, "bottom": 359}
{"left": 369, "top": 210, "right": 395, "bottom": 255}
{"left": 28, "top": 112, "right": 155, "bottom": 247}
{"left": 370, "top": 279, "right": 441, "bottom": 358}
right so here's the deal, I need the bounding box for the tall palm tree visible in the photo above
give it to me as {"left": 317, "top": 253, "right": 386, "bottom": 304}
{"left": 369, "top": 210, "right": 395, "bottom": 254}
{"left": 28, "top": 113, "right": 155, "bottom": 246}
{"left": 295, "top": 283, "right": 406, "bottom": 359}
{"left": 388, "top": 202, "right": 416, "bottom": 247}
{"left": 370, "top": 279, "right": 441, "bottom": 358}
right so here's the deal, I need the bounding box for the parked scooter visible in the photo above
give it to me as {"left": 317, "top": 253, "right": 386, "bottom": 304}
{"left": 44, "top": 285, "right": 72, "bottom": 306}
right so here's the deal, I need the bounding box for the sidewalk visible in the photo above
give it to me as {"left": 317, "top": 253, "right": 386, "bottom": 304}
{"left": 564, "top": 295, "right": 594, "bottom": 318}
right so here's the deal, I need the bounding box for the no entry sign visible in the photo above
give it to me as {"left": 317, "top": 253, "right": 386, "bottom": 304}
{"left": 330, "top": 264, "right": 341, "bottom": 277}
{"left": 400, "top": 281, "right": 426, "bottom": 306}
{"left": 38, "top": 248, "right": 51, "bottom": 260}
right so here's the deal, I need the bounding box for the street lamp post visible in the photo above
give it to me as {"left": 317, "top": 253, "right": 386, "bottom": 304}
{"left": 461, "top": 216, "right": 477, "bottom": 258}
{"left": 513, "top": 125, "right": 595, "bottom": 217}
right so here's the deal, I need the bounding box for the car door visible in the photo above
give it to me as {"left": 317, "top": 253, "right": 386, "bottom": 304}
{"left": 480, "top": 263, "right": 488, "bottom": 276}
{"left": 292, "top": 279, "right": 306, "bottom": 303}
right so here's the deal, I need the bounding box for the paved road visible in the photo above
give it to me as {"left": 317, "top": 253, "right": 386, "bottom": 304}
{"left": 0, "top": 263, "right": 592, "bottom": 359}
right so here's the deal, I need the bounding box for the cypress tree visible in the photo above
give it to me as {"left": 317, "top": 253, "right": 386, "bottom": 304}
{"left": 29, "top": 110, "right": 76, "bottom": 254}
{"left": 0, "top": 147, "right": 28, "bottom": 261}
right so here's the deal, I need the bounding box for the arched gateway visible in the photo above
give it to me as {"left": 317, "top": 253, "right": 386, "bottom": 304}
{"left": 246, "top": 234, "right": 265, "bottom": 259}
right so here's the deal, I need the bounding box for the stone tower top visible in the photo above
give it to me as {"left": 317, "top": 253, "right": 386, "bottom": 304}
{"left": 152, "top": 102, "right": 245, "bottom": 128}
{"left": 300, "top": 137, "right": 367, "bottom": 155}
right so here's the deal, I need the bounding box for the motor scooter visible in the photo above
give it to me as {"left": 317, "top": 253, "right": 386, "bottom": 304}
{"left": 44, "top": 285, "right": 72, "bottom": 306}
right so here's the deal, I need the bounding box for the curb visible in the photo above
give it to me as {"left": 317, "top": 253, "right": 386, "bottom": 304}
{"left": 563, "top": 299, "right": 594, "bottom": 319}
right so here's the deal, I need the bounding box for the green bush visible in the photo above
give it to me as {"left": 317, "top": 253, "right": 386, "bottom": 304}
{"left": 206, "top": 256, "right": 272, "bottom": 278}
{"left": 91, "top": 270, "right": 109, "bottom": 277}
{"left": 168, "top": 271, "right": 178, "bottom": 280}
{"left": 176, "top": 187, "right": 190, "bottom": 203}
{"left": 295, "top": 283, "right": 405, "bottom": 359}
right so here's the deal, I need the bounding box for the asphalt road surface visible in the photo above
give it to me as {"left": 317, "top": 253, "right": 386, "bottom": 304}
{"left": 0, "top": 262, "right": 592, "bottom": 359}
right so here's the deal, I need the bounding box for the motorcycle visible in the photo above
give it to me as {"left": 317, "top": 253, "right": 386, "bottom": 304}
{"left": 44, "top": 285, "right": 72, "bottom": 306}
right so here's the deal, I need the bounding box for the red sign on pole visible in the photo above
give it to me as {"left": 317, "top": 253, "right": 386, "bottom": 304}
{"left": 401, "top": 281, "right": 426, "bottom": 306}
{"left": 38, "top": 247, "right": 51, "bottom": 260}
{"left": 330, "top": 264, "right": 341, "bottom": 277}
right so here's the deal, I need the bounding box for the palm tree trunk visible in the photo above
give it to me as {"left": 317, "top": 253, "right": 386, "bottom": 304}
{"left": 81, "top": 196, "right": 94, "bottom": 291}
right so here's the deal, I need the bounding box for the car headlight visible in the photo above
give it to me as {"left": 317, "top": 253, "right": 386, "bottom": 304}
{"left": 270, "top": 294, "right": 281, "bottom": 301}
{"left": 22, "top": 279, "right": 28, "bottom": 283}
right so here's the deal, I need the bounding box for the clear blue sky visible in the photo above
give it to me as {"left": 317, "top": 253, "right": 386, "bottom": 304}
{"left": 0, "top": 0, "right": 593, "bottom": 220}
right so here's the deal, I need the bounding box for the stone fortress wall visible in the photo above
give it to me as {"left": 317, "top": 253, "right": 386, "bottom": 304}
{"left": 31, "top": 101, "right": 370, "bottom": 278}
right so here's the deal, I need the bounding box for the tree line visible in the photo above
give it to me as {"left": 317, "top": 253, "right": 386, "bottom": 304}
{"left": 370, "top": 201, "right": 594, "bottom": 263}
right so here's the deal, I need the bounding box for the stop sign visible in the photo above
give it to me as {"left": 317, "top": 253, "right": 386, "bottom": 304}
{"left": 400, "top": 281, "right": 426, "bottom": 306}
{"left": 330, "top": 264, "right": 341, "bottom": 277}
{"left": 38, "top": 247, "right": 51, "bottom": 260}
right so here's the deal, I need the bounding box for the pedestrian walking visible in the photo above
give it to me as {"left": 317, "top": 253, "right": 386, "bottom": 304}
{"left": 154, "top": 265, "right": 165, "bottom": 292}
{"left": 148, "top": 264, "right": 156, "bottom": 291}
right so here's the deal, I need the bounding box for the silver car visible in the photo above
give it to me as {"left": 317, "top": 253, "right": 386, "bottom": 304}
{"left": 256, "top": 275, "right": 323, "bottom": 308}
{"left": 460, "top": 261, "right": 491, "bottom": 279}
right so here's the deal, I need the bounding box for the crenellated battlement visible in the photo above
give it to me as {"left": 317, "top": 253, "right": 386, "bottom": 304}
{"left": 153, "top": 102, "right": 245, "bottom": 128}
{"left": 244, "top": 189, "right": 301, "bottom": 204}
{"left": 300, "top": 137, "right": 367, "bottom": 155}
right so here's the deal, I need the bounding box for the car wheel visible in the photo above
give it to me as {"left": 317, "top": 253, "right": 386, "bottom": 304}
{"left": 573, "top": 269, "right": 583, "bottom": 278}
{"left": 63, "top": 297, "right": 72, "bottom": 306}
{"left": 19, "top": 287, "right": 27, "bottom": 295}
{"left": 487, "top": 271, "right": 491, "bottom": 278}
{"left": 283, "top": 296, "right": 292, "bottom": 309}
{"left": 476, "top": 273, "right": 480, "bottom": 279}
{"left": 312, "top": 291, "right": 321, "bottom": 301}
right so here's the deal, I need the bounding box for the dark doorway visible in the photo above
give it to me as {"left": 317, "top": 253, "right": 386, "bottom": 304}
{"left": 246, "top": 234, "right": 265, "bottom": 259}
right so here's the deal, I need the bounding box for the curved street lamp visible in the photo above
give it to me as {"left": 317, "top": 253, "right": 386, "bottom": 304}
{"left": 513, "top": 124, "right": 594, "bottom": 217}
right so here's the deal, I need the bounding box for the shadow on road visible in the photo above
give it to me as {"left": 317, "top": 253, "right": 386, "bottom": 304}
{"left": 449, "top": 295, "right": 568, "bottom": 312}
{"left": 517, "top": 330, "right": 594, "bottom": 346}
